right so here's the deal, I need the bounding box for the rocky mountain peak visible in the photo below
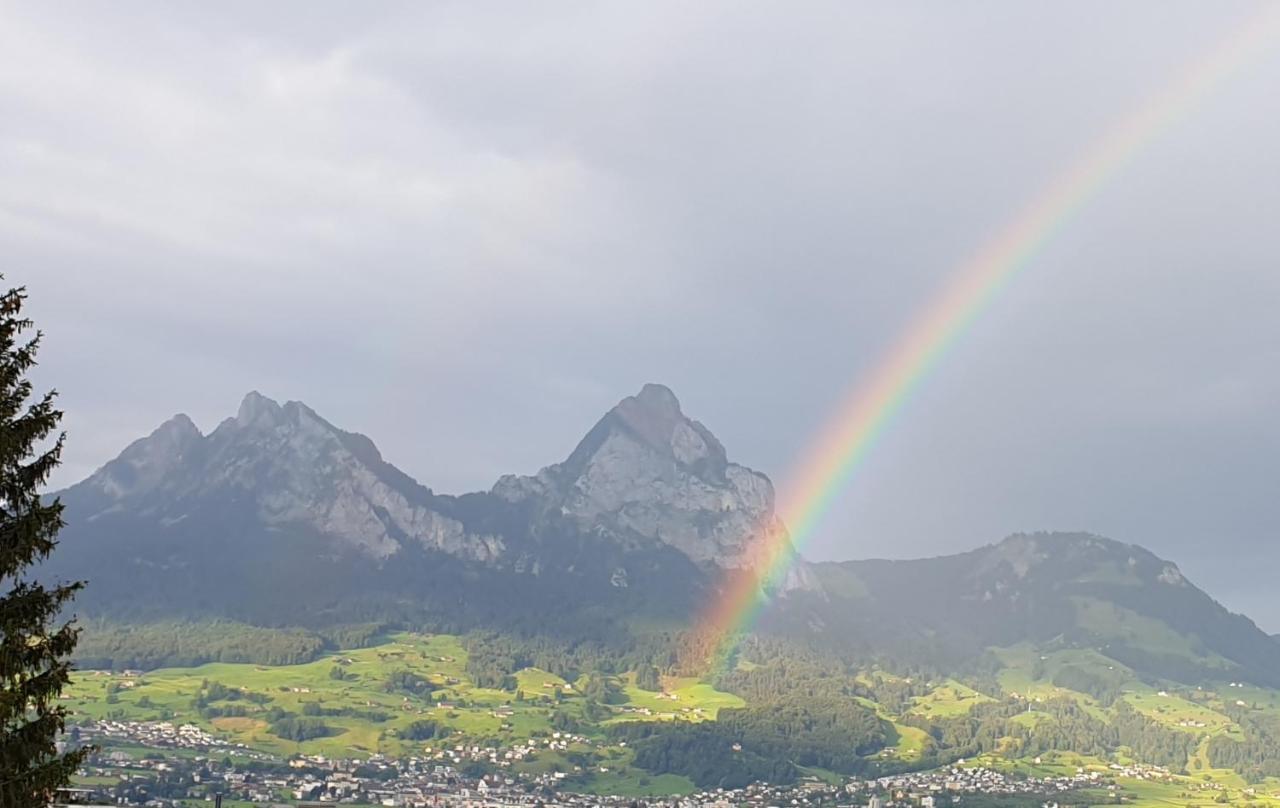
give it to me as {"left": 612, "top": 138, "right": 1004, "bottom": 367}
{"left": 69, "top": 392, "right": 503, "bottom": 564}
{"left": 235, "top": 390, "right": 286, "bottom": 429}
{"left": 495, "top": 384, "right": 811, "bottom": 584}
{"left": 614, "top": 383, "right": 683, "bottom": 438}
{"left": 63, "top": 385, "right": 816, "bottom": 605}
{"left": 157, "top": 412, "right": 202, "bottom": 442}
{"left": 82, "top": 412, "right": 203, "bottom": 501}
{"left": 606, "top": 383, "right": 728, "bottom": 476}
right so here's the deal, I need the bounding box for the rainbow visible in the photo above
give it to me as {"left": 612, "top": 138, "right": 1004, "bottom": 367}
{"left": 695, "top": 6, "right": 1280, "bottom": 671}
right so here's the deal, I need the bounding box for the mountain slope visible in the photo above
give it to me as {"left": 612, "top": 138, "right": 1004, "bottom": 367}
{"left": 48, "top": 386, "right": 797, "bottom": 630}
{"left": 68, "top": 392, "right": 500, "bottom": 561}
{"left": 46, "top": 387, "right": 1278, "bottom": 691}
{"left": 801, "top": 532, "right": 1280, "bottom": 687}
{"left": 494, "top": 384, "right": 807, "bottom": 577}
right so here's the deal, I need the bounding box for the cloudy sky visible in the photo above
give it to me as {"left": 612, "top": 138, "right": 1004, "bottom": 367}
{"left": 6, "top": 2, "right": 1280, "bottom": 627}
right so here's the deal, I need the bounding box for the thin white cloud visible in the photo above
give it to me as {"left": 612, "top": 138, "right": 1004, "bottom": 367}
{"left": 6, "top": 1, "right": 1280, "bottom": 626}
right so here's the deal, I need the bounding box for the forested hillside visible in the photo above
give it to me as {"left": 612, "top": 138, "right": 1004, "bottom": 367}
{"left": 46, "top": 388, "right": 1280, "bottom": 794}
{"left": 64, "top": 628, "right": 1280, "bottom": 793}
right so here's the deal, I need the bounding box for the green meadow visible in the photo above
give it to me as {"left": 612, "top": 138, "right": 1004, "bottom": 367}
{"left": 907, "top": 680, "right": 997, "bottom": 719}
{"left": 66, "top": 632, "right": 736, "bottom": 759}
{"left": 64, "top": 630, "right": 1280, "bottom": 801}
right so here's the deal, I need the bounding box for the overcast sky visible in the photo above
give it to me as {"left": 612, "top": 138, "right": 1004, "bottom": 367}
{"left": 6, "top": 2, "right": 1280, "bottom": 628}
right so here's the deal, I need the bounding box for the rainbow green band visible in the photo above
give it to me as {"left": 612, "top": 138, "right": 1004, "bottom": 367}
{"left": 697, "top": 7, "right": 1280, "bottom": 672}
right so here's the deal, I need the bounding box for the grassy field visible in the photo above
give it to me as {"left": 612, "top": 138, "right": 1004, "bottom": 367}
{"left": 612, "top": 673, "right": 744, "bottom": 722}
{"left": 1123, "top": 690, "right": 1241, "bottom": 738}
{"left": 1111, "top": 775, "right": 1280, "bottom": 807}
{"left": 65, "top": 630, "right": 1280, "bottom": 801}
{"left": 883, "top": 722, "right": 932, "bottom": 760}
{"left": 969, "top": 751, "right": 1280, "bottom": 807}
{"left": 907, "top": 680, "right": 996, "bottom": 718}
{"left": 573, "top": 760, "right": 697, "bottom": 798}
{"left": 66, "top": 632, "right": 740, "bottom": 759}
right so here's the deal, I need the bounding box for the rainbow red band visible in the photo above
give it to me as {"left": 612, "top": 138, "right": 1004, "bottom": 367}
{"left": 696, "top": 6, "right": 1280, "bottom": 672}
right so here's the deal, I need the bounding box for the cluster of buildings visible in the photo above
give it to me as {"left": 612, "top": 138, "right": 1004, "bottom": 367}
{"left": 414, "top": 731, "right": 597, "bottom": 769}
{"left": 75, "top": 719, "right": 602, "bottom": 771}
{"left": 616, "top": 705, "right": 708, "bottom": 719}
{"left": 81, "top": 719, "right": 238, "bottom": 751}
{"left": 66, "top": 722, "right": 1108, "bottom": 808}
{"left": 843, "top": 766, "right": 1100, "bottom": 806}
{"left": 67, "top": 748, "right": 1104, "bottom": 808}
{"left": 71, "top": 752, "right": 844, "bottom": 807}
{"left": 72, "top": 753, "right": 493, "bottom": 806}
{"left": 1104, "top": 762, "right": 1173, "bottom": 781}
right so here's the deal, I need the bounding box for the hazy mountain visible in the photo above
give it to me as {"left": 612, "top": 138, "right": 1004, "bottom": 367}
{"left": 66, "top": 392, "right": 500, "bottom": 562}
{"left": 48, "top": 385, "right": 801, "bottom": 629}
{"left": 47, "top": 386, "right": 1279, "bottom": 689}
{"left": 801, "top": 532, "right": 1280, "bottom": 687}
{"left": 494, "top": 383, "right": 815, "bottom": 588}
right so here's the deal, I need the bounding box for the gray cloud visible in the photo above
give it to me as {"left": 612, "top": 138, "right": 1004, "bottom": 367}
{"left": 7, "top": 1, "right": 1280, "bottom": 626}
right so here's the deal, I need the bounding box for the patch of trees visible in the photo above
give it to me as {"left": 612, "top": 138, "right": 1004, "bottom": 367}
{"left": 462, "top": 631, "right": 682, "bottom": 688}
{"left": 352, "top": 764, "right": 399, "bottom": 781}
{"left": 1108, "top": 701, "right": 1198, "bottom": 769}
{"left": 715, "top": 642, "right": 936, "bottom": 723}
{"left": 902, "top": 697, "right": 1196, "bottom": 771}
{"left": 1051, "top": 665, "right": 1123, "bottom": 706}
{"left": 190, "top": 679, "right": 272, "bottom": 719}
{"left": 582, "top": 674, "right": 626, "bottom": 705}
{"left": 717, "top": 645, "right": 856, "bottom": 699}
{"left": 615, "top": 695, "right": 887, "bottom": 787}
{"left": 957, "top": 652, "right": 1006, "bottom": 698}
{"left": 1207, "top": 710, "right": 1280, "bottom": 781}
{"left": 74, "top": 621, "right": 328, "bottom": 669}
{"left": 550, "top": 710, "right": 580, "bottom": 732}
{"left": 1102, "top": 643, "right": 1234, "bottom": 689}
{"left": 615, "top": 723, "right": 798, "bottom": 789}
{"left": 401, "top": 719, "right": 450, "bottom": 741}
{"left": 465, "top": 638, "right": 529, "bottom": 689}
{"left": 582, "top": 699, "right": 611, "bottom": 722}
{"left": 1207, "top": 736, "right": 1280, "bottom": 782}
{"left": 720, "top": 695, "right": 887, "bottom": 769}
{"left": 384, "top": 670, "right": 435, "bottom": 697}
{"left": 73, "top": 621, "right": 395, "bottom": 672}
{"left": 299, "top": 701, "right": 390, "bottom": 723}
{"left": 716, "top": 642, "right": 1208, "bottom": 779}
{"left": 266, "top": 709, "right": 335, "bottom": 741}
{"left": 635, "top": 665, "right": 662, "bottom": 691}
{"left": 191, "top": 679, "right": 272, "bottom": 717}
{"left": 716, "top": 635, "right": 957, "bottom": 704}
{"left": 316, "top": 623, "right": 388, "bottom": 650}
{"left": 201, "top": 704, "right": 250, "bottom": 719}
{"left": 857, "top": 676, "right": 932, "bottom": 715}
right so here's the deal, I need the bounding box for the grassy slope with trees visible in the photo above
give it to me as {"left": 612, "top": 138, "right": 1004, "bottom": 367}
{"left": 64, "top": 627, "right": 1280, "bottom": 801}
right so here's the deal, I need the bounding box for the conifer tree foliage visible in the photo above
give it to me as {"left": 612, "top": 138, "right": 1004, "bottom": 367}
{"left": 0, "top": 281, "right": 88, "bottom": 806}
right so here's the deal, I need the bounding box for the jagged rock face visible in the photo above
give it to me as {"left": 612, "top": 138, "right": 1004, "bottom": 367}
{"left": 66, "top": 384, "right": 815, "bottom": 595}
{"left": 91, "top": 413, "right": 204, "bottom": 500}
{"left": 494, "top": 384, "right": 808, "bottom": 582}
{"left": 75, "top": 392, "right": 503, "bottom": 563}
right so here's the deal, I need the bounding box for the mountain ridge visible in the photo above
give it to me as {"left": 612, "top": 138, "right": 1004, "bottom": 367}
{"left": 46, "top": 385, "right": 1278, "bottom": 690}
{"left": 47, "top": 386, "right": 805, "bottom": 632}
{"left": 796, "top": 530, "right": 1280, "bottom": 688}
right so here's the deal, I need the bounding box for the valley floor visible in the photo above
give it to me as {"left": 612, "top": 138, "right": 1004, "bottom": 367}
{"left": 62, "top": 632, "right": 1280, "bottom": 806}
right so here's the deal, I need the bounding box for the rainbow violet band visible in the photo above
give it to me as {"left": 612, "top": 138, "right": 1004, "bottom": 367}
{"left": 696, "top": 6, "right": 1280, "bottom": 673}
